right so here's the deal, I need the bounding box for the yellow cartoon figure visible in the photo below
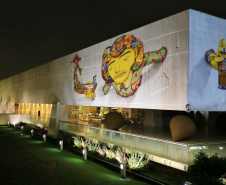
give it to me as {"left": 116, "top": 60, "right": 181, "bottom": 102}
{"left": 206, "top": 39, "right": 226, "bottom": 89}
{"left": 108, "top": 48, "right": 136, "bottom": 84}
{"left": 72, "top": 54, "right": 97, "bottom": 100}
{"left": 102, "top": 35, "right": 167, "bottom": 97}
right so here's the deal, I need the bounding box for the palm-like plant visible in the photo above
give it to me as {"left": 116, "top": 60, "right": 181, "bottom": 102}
{"left": 81, "top": 138, "right": 88, "bottom": 149}
{"left": 97, "top": 146, "right": 106, "bottom": 157}
{"left": 103, "top": 147, "right": 116, "bottom": 159}
{"left": 72, "top": 137, "right": 82, "bottom": 148}
{"left": 115, "top": 150, "right": 128, "bottom": 164}
{"left": 128, "top": 152, "right": 150, "bottom": 170}
{"left": 87, "top": 139, "right": 99, "bottom": 152}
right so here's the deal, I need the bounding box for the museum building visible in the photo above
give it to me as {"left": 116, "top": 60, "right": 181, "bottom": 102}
{"left": 0, "top": 10, "right": 226, "bottom": 171}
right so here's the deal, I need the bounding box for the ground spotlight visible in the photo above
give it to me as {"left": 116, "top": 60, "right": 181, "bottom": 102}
{"left": 184, "top": 182, "right": 193, "bottom": 185}
{"left": 120, "top": 163, "right": 126, "bottom": 179}
{"left": 59, "top": 140, "right": 63, "bottom": 150}
{"left": 43, "top": 134, "right": 46, "bottom": 142}
{"left": 83, "top": 148, "right": 87, "bottom": 161}
{"left": 20, "top": 126, "right": 24, "bottom": 135}
{"left": 31, "top": 129, "right": 34, "bottom": 136}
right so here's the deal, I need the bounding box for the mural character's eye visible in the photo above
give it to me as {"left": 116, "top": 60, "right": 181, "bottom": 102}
{"left": 109, "top": 66, "right": 112, "bottom": 71}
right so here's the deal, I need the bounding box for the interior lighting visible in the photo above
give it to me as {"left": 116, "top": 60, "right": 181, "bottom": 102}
{"left": 189, "top": 146, "right": 202, "bottom": 150}
{"left": 201, "top": 146, "right": 209, "bottom": 150}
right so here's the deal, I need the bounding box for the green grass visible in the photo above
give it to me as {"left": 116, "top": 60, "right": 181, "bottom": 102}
{"left": 0, "top": 126, "right": 150, "bottom": 185}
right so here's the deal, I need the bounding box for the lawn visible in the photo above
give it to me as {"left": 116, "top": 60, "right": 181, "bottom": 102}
{"left": 0, "top": 126, "right": 151, "bottom": 185}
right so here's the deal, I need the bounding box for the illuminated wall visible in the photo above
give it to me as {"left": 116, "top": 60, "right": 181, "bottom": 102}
{"left": 18, "top": 103, "right": 52, "bottom": 118}
{"left": 189, "top": 10, "right": 226, "bottom": 111}
{"left": 0, "top": 10, "right": 190, "bottom": 110}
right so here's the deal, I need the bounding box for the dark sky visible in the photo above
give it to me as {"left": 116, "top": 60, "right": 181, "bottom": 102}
{"left": 0, "top": 0, "right": 226, "bottom": 81}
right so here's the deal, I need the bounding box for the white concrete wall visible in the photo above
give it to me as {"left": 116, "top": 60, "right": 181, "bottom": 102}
{"left": 0, "top": 10, "right": 189, "bottom": 111}
{"left": 0, "top": 114, "right": 7, "bottom": 125}
{"left": 0, "top": 114, "right": 21, "bottom": 125}
{"left": 5, "top": 101, "right": 15, "bottom": 113}
{"left": 0, "top": 100, "right": 7, "bottom": 113}
{"left": 7, "top": 114, "right": 21, "bottom": 125}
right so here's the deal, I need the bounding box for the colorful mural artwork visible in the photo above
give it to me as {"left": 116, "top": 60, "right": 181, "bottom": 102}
{"left": 72, "top": 54, "right": 97, "bottom": 100}
{"left": 205, "top": 39, "right": 226, "bottom": 89}
{"left": 101, "top": 35, "right": 167, "bottom": 97}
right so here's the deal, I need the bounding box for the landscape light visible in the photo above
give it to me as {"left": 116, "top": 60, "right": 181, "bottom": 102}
{"left": 31, "top": 129, "right": 34, "bottom": 136}
{"left": 20, "top": 126, "right": 24, "bottom": 135}
{"left": 83, "top": 149, "right": 87, "bottom": 161}
{"left": 220, "top": 147, "right": 224, "bottom": 150}
{"left": 59, "top": 140, "right": 63, "bottom": 150}
{"left": 120, "top": 163, "right": 126, "bottom": 179}
{"left": 120, "top": 163, "right": 124, "bottom": 170}
{"left": 184, "top": 182, "right": 193, "bottom": 185}
{"left": 43, "top": 134, "right": 46, "bottom": 142}
{"left": 8, "top": 122, "right": 9, "bottom": 126}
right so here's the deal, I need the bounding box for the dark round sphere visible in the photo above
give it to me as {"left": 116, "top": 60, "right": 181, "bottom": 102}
{"left": 105, "top": 112, "right": 125, "bottom": 130}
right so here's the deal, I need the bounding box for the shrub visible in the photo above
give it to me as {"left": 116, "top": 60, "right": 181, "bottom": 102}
{"left": 127, "top": 152, "right": 150, "bottom": 170}
{"left": 72, "top": 137, "right": 82, "bottom": 148}
{"left": 103, "top": 147, "right": 116, "bottom": 159}
{"left": 187, "top": 151, "right": 226, "bottom": 185}
{"left": 87, "top": 139, "right": 99, "bottom": 152}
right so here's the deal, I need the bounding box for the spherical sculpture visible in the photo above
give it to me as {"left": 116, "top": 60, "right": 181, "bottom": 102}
{"left": 215, "top": 113, "right": 226, "bottom": 130}
{"left": 105, "top": 112, "right": 125, "bottom": 130}
{"left": 169, "top": 115, "right": 196, "bottom": 142}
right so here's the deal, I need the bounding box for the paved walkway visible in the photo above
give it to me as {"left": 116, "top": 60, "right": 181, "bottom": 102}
{"left": 0, "top": 126, "right": 150, "bottom": 185}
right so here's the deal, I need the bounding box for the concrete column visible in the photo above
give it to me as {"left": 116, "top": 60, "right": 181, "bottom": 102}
{"left": 47, "top": 102, "right": 68, "bottom": 139}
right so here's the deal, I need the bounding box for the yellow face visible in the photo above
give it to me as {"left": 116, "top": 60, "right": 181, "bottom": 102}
{"left": 108, "top": 48, "right": 136, "bottom": 84}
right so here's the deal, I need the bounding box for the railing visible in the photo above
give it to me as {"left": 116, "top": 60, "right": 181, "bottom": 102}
{"left": 59, "top": 120, "right": 190, "bottom": 171}
{"left": 20, "top": 114, "right": 50, "bottom": 129}
{"left": 188, "top": 142, "right": 226, "bottom": 163}
{"left": 59, "top": 120, "right": 226, "bottom": 171}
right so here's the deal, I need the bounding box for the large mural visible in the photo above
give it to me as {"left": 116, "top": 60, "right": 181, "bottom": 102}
{"left": 205, "top": 39, "right": 226, "bottom": 89}
{"left": 101, "top": 35, "right": 167, "bottom": 97}
{"left": 72, "top": 34, "right": 167, "bottom": 100}
{"left": 189, "top": 10, "right": 226, "bottom": 111}
{"left": 0, "top": 10, "right": 190, "bottom": 110}
{"left": 72, "top": 54, "right": 97, "bottom": 100}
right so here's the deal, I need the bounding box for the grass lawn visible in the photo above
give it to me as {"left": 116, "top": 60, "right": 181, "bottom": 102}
{"left": 0, "top": 126, "right": 151, "bottom": 185}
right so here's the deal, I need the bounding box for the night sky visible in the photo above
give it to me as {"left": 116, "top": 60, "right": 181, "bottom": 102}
{"left": 1, "top": 0, "right": 226, "bottom": 81}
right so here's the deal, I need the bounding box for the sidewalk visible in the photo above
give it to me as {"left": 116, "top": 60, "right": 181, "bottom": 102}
{"left": 0, "top": 126, "right": 150, "bottom": 185}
